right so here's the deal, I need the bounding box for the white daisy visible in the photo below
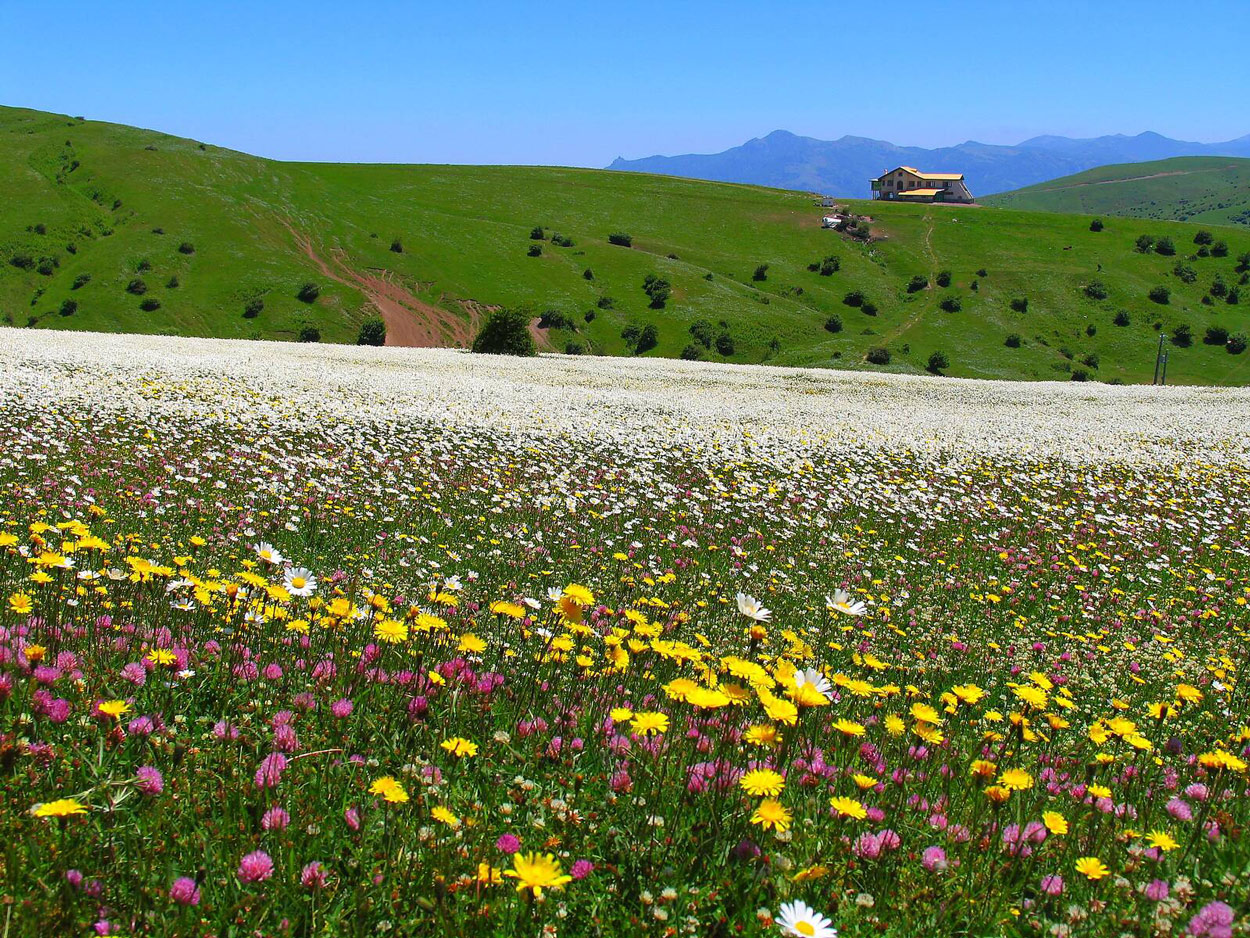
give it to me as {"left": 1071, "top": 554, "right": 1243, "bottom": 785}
{"left": 794, "top": 667, "right": 832, "bottom": 697}
{"left": 736, "top": 592, "right": 771, "bottom": 622}
{"left": 255, "top": 542, "right": 284, "bottom": 565}
{"left": 776, "top": 900, "right": 837, "bottom": 938}
{"left": 283, "top": 567, "right": 318, "bottom": 596}
{"left": 825, "top": 589, "right": 866, "bottom": 617}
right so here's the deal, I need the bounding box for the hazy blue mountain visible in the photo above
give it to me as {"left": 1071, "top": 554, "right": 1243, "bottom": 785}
{"left": 607, "top": 130, "right": 1250, "bottom": 198}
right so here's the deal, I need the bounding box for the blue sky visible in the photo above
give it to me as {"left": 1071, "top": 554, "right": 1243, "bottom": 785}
{"left": 2, "top": 0, "right": 1246, "bottom": 166}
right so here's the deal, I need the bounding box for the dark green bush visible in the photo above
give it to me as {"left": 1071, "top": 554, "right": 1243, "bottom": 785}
{"left": 1193, "top": 230, "right": 1213, "bottom": 246}
{"left": 529, "top": 226, "right": 544, "bottom": 240}
{"left": 582, "top": 269, "right": 594, "bottom": 280}
{"left": 564, "top": 341, "right": 585, "bottom": 355}
{"left": 71, "top": 273, "right": 90, "bottom": 289}
{"left": 843, "top": 290, "right": 864, "bottom": 307}
{"left": 357, "top": 316, "right": 387, "bottom": 347}
{"left": 1148, "top": 285, "right": 1170, "bottom": 304}
{"left": 608, "top": 232, "right": 632, "bottom": 247}
{"left": 526, "top": 244, "right": 542, "bottom": 257}
{"left": 935, "top": 270, "right": 952, "bottom": 288}
{"left": 621, "top": 324, "right": 642, "bottom": 345}
{"left": 297, "top": 282, "right": 320, "bottom": 303}
{"left": 1154, "top": 237, "right": 1175, "bottom": 256}
{"left": 1089, "top": 219, "right": 1104, "bottom": 232}
{"left": 1227, "top": 333, "right": 1247, "bottom": 354}
{"left": 1171, "top": 324, "right": 1192, "bottom": 346}
{"left": 926, "top": 350, "right": 949, "bottom": 373}
{"left": 298, "top": 326, "right": 321, "bottom": 343}
{"left": 1113, "top": 310, "right": 1130, "bottom": 326}
{"left": 752, "top": 263, "right": 769, "bottom": 282}
{"left": 690, "top": 319, "right": 714, "bottom": 347}
{"left": 243, "top": 297, "right": 264, "bottom": 319}
{"left": 865, "top": 346, "right": 890, "bottom": 365}
{"left": 166, "top": 276, "right": 179, "bottom": 289}
{"left": 1211, "top": 241, "right": 1228, "bottom": 257}
{"left": 635, "top": 324, "right": 659, "bottom": 354}
{"left": 178, "top": 241, "right": 195, "bottom": 255}
{"left": 139, "top": 297, "right": 161, "bottom": 311}
{"left": 680, "top": 343, "right": 702, "bottom": 361}
{"left": 1205, "top": 325, "right": 1230, "bottom": 345}
{"left": 819, "top": 255, "right": 840, "bottom": 276}
{"left": 9, "top": 254, "right": 35, "bottom": 270}
{"left": 1070, "top": 368, "right": 1090, "bottom": 382}
{"left": 1084, "top": 280, "right": 1108, "bottom": 300}
{"left": 59, "top": 299, "right": 77, "bottom": 316}
{"left": 824, "top": 315, "right": 843, "bottom": 333}
{"left": 715, "top": 332, "right": 735, "bottom": 356}
{"left": 551, "top": 233, "right": 574, "bottom": 247}
{"left": 1010, "top": 297, "right": 1028, "bottom": 313}
{"left": 1210, "top": 276, "right": 1229, "bottom": 298}
{"left": 642, "top": 274, "right": 671, "bottom": 309}
{"left": 1004, "top": 333, "right": 1022, "bottom": 348}
{"left": 596, "top": 296, "right": 615, "bottom": 310}
{"left": 390, "top": 238, "right": 403, "bottom": 253}
{"left": 907, "top": 275, "right": 928, "bottom": 293}
{"left": 939, "top": 296, "right": 962, "bottom": 313}
{"left": 537, "top": 310, "right": 577, "bottom": 330}
{"left": 126, "top": 278, "right": 147, "bottom": 295}
{"left": 1134, "top": 234, "right": 1155, "bottom": 253}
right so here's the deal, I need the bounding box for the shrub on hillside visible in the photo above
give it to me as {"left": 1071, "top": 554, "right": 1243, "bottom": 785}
{"left": 537, "top": 309, "right": 577, "bottom": 330}
{"left": 1084, "top": 280, "right": 1109, "bottom": 300}
{"left": 564, "top": 341, "right": 585, "bottom": 355}
{"left": 9, "top": 254, "right": 35, "bottom": 270}
{"left": 824, "top": 314, "right": 843, "bottom": 333}
{"left": 357, "top": 317, "right": 387, "bottom": 347}
{"left": 642, "top": 274, "right": 671, "bottom": 309}
{"left": 529, "top": 226, "right": 544, "bottom": 240}
{"left": 1113, "top": 310, "right": 1130, "bottom": 326}
{"left": 36, "top": 257, "right": 57, "bottom": 276}
{"left": 1154, "top": 237, "right": 1175, "bottom": 256}
{"left": 139, "top": 297, "right": 161, "bottom": 311}
{"left": 752, "top": 263, "right": 769, "bottom": 282}
{"left": 906, "top": 275, "right": 928, "bottom": 293}
{"left": 526, "top": 244, "right": 542, "bottom": 257}
{"left": 689, "top": 319, "right": 714, "bottom": 348}
{"left": 166, "top": 276, "right": 180, "bottom": 289}
{"left": 1010, "top": 296, "right": 1028, "bottom": 313}
{"left": 939, "top": 295, "right": 962, "bottom": 313}
{"left": 608, "top": 232, "right": 632, "bottom": 247}
{"left": 819, "top": 255, "right": 840, "bottom": 276}
{"left": 1134, "top": 234, "right": 1155, "bottom": 253}
{"left": 715, "top": 332, "right": 735, "bottom": 356}
{"left": 298, "top": 326, "right": 321, "bottom": 343}
{"left": 472, "top": 309, "right": 537, "bottom": 356}
{"left": 297, "top": 282, "right": 320, "bottom": 303}
{"left": 59, "top": 299, "right": 77, "bottom": 317}
{"left": 178, "top": 241, "right": 195, "bottom": 255}
{"left": 1211, "top": 241, "right": 1229, "bottom": 257}
{"left": 1210, "top": 276, "right": 1229, "bottom": 298}
{"left": 1193, "top": 230, "right": 1213, "bottom": 246}
{"left": 1204, "top": 325, "right": 1230, "bottom": 346}
{"left": 1227, "top": 333, "right": 1248, "bottom": 354}
{"left": 842, "top": 290, "right": 864, "bottom": 308}
{"left": 621, "top": 324, "right": 641, "bottom": 345}
{"left": 1236, "top": 251, "right": 1250, "bottom": 273}
{"left": 935, "top": 270, "right": 952, "bottom": 288}
{"left": 865, "top": 346, "right": 890, "bottom": 365}
{"left": 861, "top": 301, "right": 878, "bottom": 316}
{"left": 390, "top": 238, "right": 403, "bottom": 253}
{"left": 1089, "top": 218, "right": 1104, "bottom": 232}
{"left": 137, "top": 259, "right": 153, "bottom": 272}
{"left": 635, "top": 324, "right": 659, "bottom": 354}
{"left": 1004, "top": 333, "right": 1022, "bottom": 348}
{"left": 1070, "top": 368, "right": 1090, "bottom": 382}
{"left": 1173, "top": 263, "right": 1197, "bottom": 283}
{"left": 243, "top": 297, "right": 264, "bottom": 319}
{"left": 71, "top": 273, "right": 90, "bottom": 289}
{"left": 680, "top": 343, "right": 702, "bottom": 361}
{"left": 1148, "top": 285, "right": 1170, "bottom": 304}
{"left": 1171, "top": 324, "right": 1192, "bottom": 347}
{"left": 126, "top": 278, "right": 148, "bottom": 295}
{"left": 926, "top": 350, "right": 949, "bottom": 374}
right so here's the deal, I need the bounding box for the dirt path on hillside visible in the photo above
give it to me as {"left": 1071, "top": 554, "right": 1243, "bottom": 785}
{"left": 283, "top": 222, "right": 475, "bottom": 348}
{"left": 1026, "top": 165, "right": 1238, "bottom": 193}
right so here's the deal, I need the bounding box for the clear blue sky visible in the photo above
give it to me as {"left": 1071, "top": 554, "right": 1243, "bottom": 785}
{"left": 2, "top": 0, "right": 1246, "bottom": 166}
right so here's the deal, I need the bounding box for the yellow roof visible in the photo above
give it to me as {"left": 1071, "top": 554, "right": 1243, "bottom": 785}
{"left": 918, "top": 172, "right": 964, "bottom": 180}
{"left": 897, "top": 188, "right": 947, "bottom": 197}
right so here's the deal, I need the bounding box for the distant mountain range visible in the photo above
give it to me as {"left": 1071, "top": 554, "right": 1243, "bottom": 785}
{"left": 607, "top": 130, "right": 1250, "bottom": 199}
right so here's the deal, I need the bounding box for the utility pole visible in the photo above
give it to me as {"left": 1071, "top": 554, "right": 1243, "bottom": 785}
{"left": 1153, "top": 334, "right": 1167, "bottom": 385}
{"left": 1160, "top": 348, "right": 1169, "bottom": 386}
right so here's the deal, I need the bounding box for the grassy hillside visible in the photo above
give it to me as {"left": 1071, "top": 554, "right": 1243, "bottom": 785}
{"left": 3, "top": 105, "right": 1250, "bottom": 385}
{"left": 983, "top": 156, "right": 1250, "bottom": 226}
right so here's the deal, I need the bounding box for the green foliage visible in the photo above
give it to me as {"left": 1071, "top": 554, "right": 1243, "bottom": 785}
{"left": 926, "top": 350, "right": 949, "bottom": 373}
{"left": 642, "top": 274, "right": 671, "bottom": 309}
{"left": 1135, "top": 234, "right": 1156, "bottom": 254}
{"left": 1193, "top": 230, "right": 1213, "bottom": 246}
{"left": 824, "top": 314, "right": 843, "bottom": 333}
{"left": 842, "top": 290, "right": 864, "bottom": 308}
{"left": 298, "top": 325, "right": 321, "bottom": 342}
{"left": 1228, "top": 333, "right": 1248, "bottom": 354}
{"left": 59, "top": 298, "right": 77, "bottom": 316}
{"left": 1010, "top": 296, "right": 1028, "bottom": 313}
{"left": 865, "top": 346, "right": 890, "bottom": 365}
{"left": 177, "top": 241, "right": 195, "bottom": 255}
{"left": 390, "top": 238, "right": 403, "bottom": 253}
{"left": 537, "top": 309, "right": 577, "bottom": 330}
{"left": 471, "top": 309, "right": 533, "bottom": 355}
{"left": 939, "top": 295, "right": 962, "bottom": 313}
{"left": 1211, "top": 241, "right": 1229, "bottom": 257}
{"left": 689, "top": 319, "right": 714, "bottom": 348}
{"left": 1154, "top": 236, "right": 1175, "bottom": 256}
{"left": 607, "top": 232, "right": 632, "bottom": 247}
{"left": 1148, "top": 285, "right": 1170, "bottom": 305}
{"left": 1173, "top": 263, "right": 1197, "bottom": 284}
{"left": 139, "top": 297, "right": 161, "bottom": 311}
{"left": 529, "top": 226, "right": 544, "bottom": 240}
{"left": 357, "top": 317, "right": 387, "bottom": 347}
{"left": 526, "top": 244, "right": 542, "bottom": 257}
{"left": 715, "top": 332, "right": 735, "bottom": 356}
{"left": 126, "top": 278, "right": 147, "bottom": 295}
{"left": 243, "top": 297, "right": 264, "bottom": 319}
{"left": 1089, "top": 218, "right": 1104, "bottom": 231}
{"left": 1005, "top": 333, "right": 1022, "bottom": 348}
{"left": 550, "top": 233, "right": 574, "bottom": 248}
{"left": 1113, "top": 310, "right": 1131, "bottom": 327}
{"left": 935, "top": 270, "right": 952, "bottom": 288}
{"left": 564, "top": 341, "right": 585, "bottom": 355}
{"left": 71, "top": 272, "right": 90, "bottom": 289}
{"left": 297, "top": 282, "right": 320, "bottom": 303}
{"left": 679, "top": 343, "right": 701, "bottom": 360}
{"left": 906, "top": 275, "right": 928, "bottom": 294}
{"left": 1084, "top": 280, "right": 1109, "bottom": 300}
{"left": 1171, "top": 324, "right": 1192, "bottom": 346}
{"left": 1204, "top": 325, "right": 1230, "bottom": 346}
{"left": 635, "top": 323, "right": 659, "bottom": 354}
{"left": 751, "top": 263, "right": 769, "bottom": 282}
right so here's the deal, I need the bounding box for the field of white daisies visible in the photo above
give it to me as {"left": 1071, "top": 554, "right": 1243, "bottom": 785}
{"left": 2, "top": 328, "right": 1249, "bottom": 938}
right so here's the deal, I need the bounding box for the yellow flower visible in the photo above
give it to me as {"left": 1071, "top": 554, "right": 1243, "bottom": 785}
{"left": 1087, "top": 784, "right": 1112, "bottom": 799}
{"left": 829, "top": 796, "right": 867, "bottom": 819}
{"left": 984, "top": 785, "right": 1012, "bottom": 803}
{"left": 1175, "top": 683, "right": 1203, "bottom": 704}
{"left": 440, "top": 737, "right": 479, "bottom": 758}
{"left": 884, "top": 714, "right": 906, "bottom": 736}
{"left": 998, "top": 768, "right": 1034, "bottom": 791}
{"left": 739, "top": 768, "right": 785, "bottom": 798}
{"left": 744, "top": 724, "right": 779, "bottom": 747}
{"left": 97, "top": 700, "right": 131, "bottom": 720}
{"left": 490, "top": 600, "right": 526, "bottom": 620}
{"left": 503, "top": 852, "right": 572, "bottom": 897}
{"left": 852, "top": 773, "right": 879, "bottom": 790}
{"left": 1075, "top": 856, "right": 1110, "bottom": 880}
{"left": 458, "top": 633, "right": 486, "bottom": 654}
{"left": 969, "top": 759, "right": 997, "bottom": 779}
{"left": 431, "top": 805, "right": 460, "bottom": 827}
{"left": 952, "top": 684, "right": 985, "bottom": 705}
{"left": 1042, "top": 811, "right": 1068, "bottom": 835}
{"left": 834, "top": 718, "right": 865, "bottom": 737}
{"left": 1013, "top": 685, "right": 1048, "bottom": 710}
{"left": 33, "top": 798, "right": 89, "bottom": 818}
{"left": 146, "top": 649, "right": 177, "bottom": 667}
{"left": 374, "top": 619, "right": 408, "bottom": 644}
{"left": 630, "top": 711, "right": 669, "bottom": 736}
{"left": 1147, "top": 830, "right": 1179, "bottom": 852}
{"left": 477, "top": 862, "right": 503, "bottom": 885}
{"left": 750, "top": 798, "right": 791, "bottom": 832}
{"left": 8, "top": 592, "right": 33, "bottom": 615}
{"left": 609, "top": 706, "right": 634, "bottom": 722}
{"left": 563, "top": 584, "right": 595, "bottom": 607}
{"left": 368, "top": 776, "right": 409, "bottom": 804}
{"left": 910, "top": 702, "right": 941, "bottom": 725}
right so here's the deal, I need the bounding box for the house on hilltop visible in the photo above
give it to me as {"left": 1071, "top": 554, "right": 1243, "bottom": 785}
{"left": 871, "top": 166, "right": 974, "bottom": 203}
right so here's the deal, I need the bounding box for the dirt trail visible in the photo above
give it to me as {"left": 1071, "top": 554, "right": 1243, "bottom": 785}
{"left": 1026, "top": 165, "right": 1238, "bottom": 194}
{"left": 284, "top": 223, "right": 475, "bottom": 348}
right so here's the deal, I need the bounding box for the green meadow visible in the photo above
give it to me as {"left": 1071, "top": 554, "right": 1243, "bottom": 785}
{"left": 3, "top": 105, "right": 1249, "bottom": 384}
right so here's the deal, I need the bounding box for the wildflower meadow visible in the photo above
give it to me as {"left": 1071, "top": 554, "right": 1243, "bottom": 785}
{"left": 1, "top": 330, "right": 1248, "bottom": 938}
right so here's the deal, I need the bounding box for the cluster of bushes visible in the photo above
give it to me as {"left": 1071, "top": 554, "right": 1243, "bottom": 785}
{"left": 357, "top": 318, "right": 386, "bottom": 346}
{"left": 9, "top": 254, "right": 59, "bottom": 276}
{"left": 472, "top": 308, "right": 534, "bottom": 356}
{"left": 865, "top": 346, "right": 890, "bottom": 365}
{"left": 1084, "top": 280, "right": 1109, "bottom": 300}
{"left": 537, "top": 310, "right": 577, "bottom": 330}
{"left": 642, "top": 274, "right": 670, "bottom": 309}
{"left": 550, "top": 233, "right": 574, "bottom": 248}
{"left": 621, "top": 323, "right": 659, "bottom": 354}
{"left": 687, "top": 319, "right": 734, "bottom": 357}
{"left": 939, "top": 295, "right": 962, "bottom": 313}
{"left": 806, "top": 255, "right": 840, "bottom": 276}
{"left": 842, "top": 291, "right": 877, "bottom": 315}
{"left": 1136, "top": 234, "right": 1175, "bottom": 256}
{"left": 1010, "top": 297, "right": 1028, "bottom": 313}
{"left": 906, "top": 275, "right": 928, "bottom": 293}
{"left": 926, "top": 350, "right": 949, "bottom": 374}
{"left": 608, "top": 232, "right": 632, "bottom": 248}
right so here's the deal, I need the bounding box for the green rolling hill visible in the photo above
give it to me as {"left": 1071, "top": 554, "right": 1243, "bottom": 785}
{"left": 3, "top": 105, "right": 1250, "bottom": 385}
{"left": 983, "top": 156, "right": 1250, "bottom": 226}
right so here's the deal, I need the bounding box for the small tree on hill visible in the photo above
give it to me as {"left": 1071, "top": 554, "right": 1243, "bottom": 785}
{"left": 1148, "top": 285, "right": 1170, "bottom": 304}
{"left": 635, "top": 323, "right": 659, "bottom": 354}
{"left": 357, "top": 317, "right": 386, "bottom": 346}
{"left": 297, "top": 282, "right": 320, "bottom": 303}
{"left": 608, "top": 232, "right": 632, "bottom": 247}
{"left": 299, "top": 326, "right": 321, "bottom": 343}
{"left": 1089, "top": 218, "right": 1104, "bottom": 232}
{"left": 1154, "top": 237, "right": 1175, "bottom": 256}
{"left": 926, "top": 350, "right": 949, "bottom": 374}
{"left": 752, "top": 263, "right": 769, "bottom": 282}
{"left": 472, "top": 308, "right": 535, "bottom": 356}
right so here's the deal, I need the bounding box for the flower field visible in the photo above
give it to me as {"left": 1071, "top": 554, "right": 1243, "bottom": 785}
{"left": 2, "top": 329, "right": 1249, "bottom": 937}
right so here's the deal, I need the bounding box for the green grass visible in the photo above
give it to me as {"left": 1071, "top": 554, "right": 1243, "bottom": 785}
{"left": 983, "top": 156, "right": 1250, "bottom": 227}
{"left": 3, "top": 105, "right": 1250, "bottom": 384}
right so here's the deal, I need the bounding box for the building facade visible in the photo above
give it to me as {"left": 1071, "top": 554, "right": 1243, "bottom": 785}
{"left": 870, "top": 166, "right": 974, "bottom": 203}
